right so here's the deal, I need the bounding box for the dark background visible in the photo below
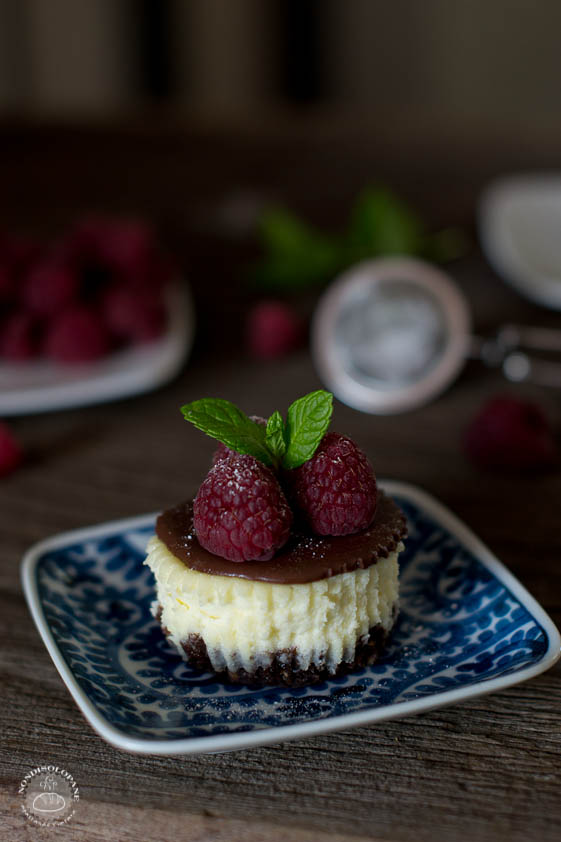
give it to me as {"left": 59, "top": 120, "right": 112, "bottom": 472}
{"left": 0, "top": 3, "right": 560, "bottom": 842}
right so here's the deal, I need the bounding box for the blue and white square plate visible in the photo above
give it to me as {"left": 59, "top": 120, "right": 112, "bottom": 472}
{"left": 22, "top": 481, "right": 560, "bottom": 755}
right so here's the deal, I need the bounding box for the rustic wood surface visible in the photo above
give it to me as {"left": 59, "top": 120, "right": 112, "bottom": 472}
{"left": 0, "top": 118, "right": 560, "bottom": 841}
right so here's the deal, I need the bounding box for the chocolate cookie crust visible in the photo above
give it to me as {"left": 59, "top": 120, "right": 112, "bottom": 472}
{"left": 156, "top": 490, "right": 406, "bottom": 585}
{"left": 156, "top": 606, "right": 393, "bottom": 687}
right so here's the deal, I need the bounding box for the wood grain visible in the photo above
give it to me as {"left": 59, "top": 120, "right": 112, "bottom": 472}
{"left": 1, "top": 792, "right": 391, "bottom": 842}
{"left": 0, "top": 119, "right": 559, "bottom": 842}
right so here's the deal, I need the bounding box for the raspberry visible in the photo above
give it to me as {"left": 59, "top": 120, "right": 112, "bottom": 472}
{"left": 465, "top": 396, "right": 558, "bottom": 471}
{"left": 0, "top": 311, "right": 38, "bottom": 360}
{"left": 62, "top": 218, "right": 171, "bottom": 289}
{"left": 24, "top": 261, "right": 79, "bottom": 317}
{"left": 212, "top": 416, "right": 267, "bottom": 465}
{"left": 246, "top": 300, "right": 304, "bottom": 359}
{"left": 286, "top": 432, "right": 377, "bottom": 536}
{"left": 102, "top": 283, "right": 165, "bottom": 343}
{"left": 194, "top": 453, "right": 292, "bottom": 562}
{"left": 0, "top": 422, "right": 23, "bottom": 477}
{"left": 45, "top": 306, "right": 110, "bottom": 363}
{"left": 51, "top": 223, "right": 103, "bottom": 269}
{"left": 0, "top": 236, "right": 40, "bottom": 300}
{"left": 0, "top": 264, "right": 15, "bottom": 302}
{"left": 93, "top": 220, "right": 158, "bottom": 286}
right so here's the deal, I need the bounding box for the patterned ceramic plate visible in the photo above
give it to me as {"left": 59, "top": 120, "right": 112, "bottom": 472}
{"left": 21, "top": 481, "right": 560, "bottom": 755}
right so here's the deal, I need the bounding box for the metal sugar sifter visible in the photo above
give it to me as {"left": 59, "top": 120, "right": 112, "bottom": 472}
{"left": 312, "top": 257, "right": 561, "bottom": 414}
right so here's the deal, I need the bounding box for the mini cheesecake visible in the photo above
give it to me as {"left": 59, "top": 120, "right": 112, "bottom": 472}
{"left": 144, "top": 491, "right": 407, "bottom": 687}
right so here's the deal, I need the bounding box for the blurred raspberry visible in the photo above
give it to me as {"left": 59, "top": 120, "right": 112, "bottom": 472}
{"left": 286, "top": 432, "right": 378, "bottom": 536}
{"left": 51, "top": 222, "right": 104, "bottom": 269}
{"left": 194, "top": 453, "right": 292, "bottom": 562}
{"left": 24, "top": 261, "right": 79, "bottom": 317}
{"left": 0, "top": 311, "right": 38, "bottom": 360}
{"left": 45, "top": 306, "right": 110, "bottom": 363}
{"left": 465, "top": 396, "right": 558, "bottom": 471}
{"left": 60, "top": 217, "right": 167, "bottom": 284}
{"left": 54, "top": 218, "right": 173, "bottom": 295}
{"left": 93, "top": 220, "right": 158, "bottom": 286}
{"left": 102, "top": 283, "right": 166, "bottom": 343}
{"left": 0, "top": 422, "right": 23, "bottom": 477}
{"left": 0, "top": 235, "right": 42, "bottom": 304}
{"left": 246, "top": 300, "right": 304, "bottom": 359}
{"left": 0, "top": 264, "right": 15, "bottom": 303}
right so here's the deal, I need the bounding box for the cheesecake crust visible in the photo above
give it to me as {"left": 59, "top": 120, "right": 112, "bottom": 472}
{"left": 156, "top": 606, "right": 395, "bottom": 687}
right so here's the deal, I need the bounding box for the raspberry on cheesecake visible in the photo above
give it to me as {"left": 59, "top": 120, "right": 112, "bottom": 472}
{"left": 144, "top": 390, "right": 407, "bottom": 687}
{"left": 193, "top": 452, "right": 292, "bottom": 562}
{"left": 286, "top": 432, "right": 378, "bottom": 536}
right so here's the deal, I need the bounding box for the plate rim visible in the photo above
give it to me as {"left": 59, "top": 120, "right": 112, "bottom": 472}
{"left": 21, "top": 480, "right": 561, "bottom": 756}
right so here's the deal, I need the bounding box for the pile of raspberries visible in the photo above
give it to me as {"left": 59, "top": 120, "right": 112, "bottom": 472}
{"left": 0, "top": 218, "right": 173, "bottom": 364}
{"left": 194, "top": 428, "right": 378, "bottom": 563}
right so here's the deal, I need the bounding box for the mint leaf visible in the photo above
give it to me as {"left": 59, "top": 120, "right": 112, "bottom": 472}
{"left": 266, "top": 411, "right": 287, "bottom": 465}
{"left": 346, "top": 188, "right": 423, "bottom": 260}
{"left": 252, "top": 207, "right": 343, "bottom": 290}
{"left": 250, "top": 189, "right": 467, "bottom": 293}
{"left": 260, "top": 207, "right": 312, "bottom": 254}
{"left": 181, "top": 391, "right": 335, "bottom": 471}
{"left": 180, "top": 398, "right": 272, "bottom": 466}
{"left": 283, "top": 390, "right": 333, "bottom": 470}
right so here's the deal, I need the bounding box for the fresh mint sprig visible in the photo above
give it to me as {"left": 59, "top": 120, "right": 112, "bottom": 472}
{"left": 284, "top": 390, "right": 333, "bottom": 470}
{"left": 265, "top": 410, "right": 287, "bottom": 464}
{"left": 180, "top": 398, "right": 273, "bottom": 466}
{"left": 251, "top": 187, "right": 468, "bottom": 291}
{"left": 180, "top": 390, "right": 333, "bottom": 471}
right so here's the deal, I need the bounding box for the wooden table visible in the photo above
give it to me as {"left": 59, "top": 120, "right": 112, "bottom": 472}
{"left": 0, "top": 118, "right": 560, "bottom": 842}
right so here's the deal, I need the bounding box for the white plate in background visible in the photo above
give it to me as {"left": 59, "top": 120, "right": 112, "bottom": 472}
{"left": 479, "top": 174, "right": 561, "bottom": 310}
{"left": 0, "top": 282, "right": 194, "bottom": 415}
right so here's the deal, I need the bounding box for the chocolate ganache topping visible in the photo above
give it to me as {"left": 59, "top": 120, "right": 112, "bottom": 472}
{"left": 156, "top": 490, "right": 407, "bottom": 585}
